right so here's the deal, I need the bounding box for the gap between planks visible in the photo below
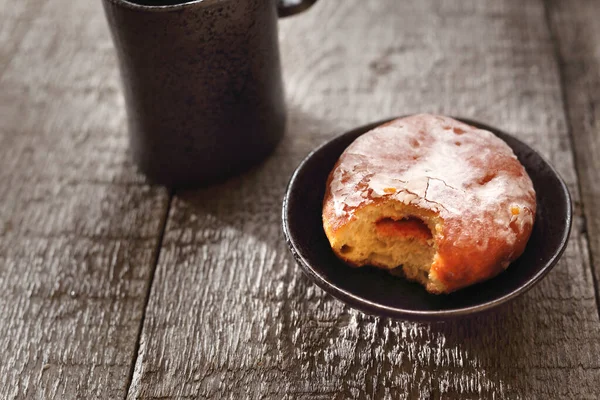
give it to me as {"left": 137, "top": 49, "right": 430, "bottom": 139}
{"left": 124, "top": 190, "right": 175, "bottom": 399}
{"left": 542, "top": 0, "right": 600, "bottom": 321}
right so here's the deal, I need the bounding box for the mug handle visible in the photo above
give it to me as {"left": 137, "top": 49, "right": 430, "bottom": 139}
{"left": 278, "top": 0, "right": 318, "bottom": 17}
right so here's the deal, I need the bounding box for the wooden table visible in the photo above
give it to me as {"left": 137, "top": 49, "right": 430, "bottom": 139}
{"left": 1, "top": 0, "right": 600, "bottom": 398}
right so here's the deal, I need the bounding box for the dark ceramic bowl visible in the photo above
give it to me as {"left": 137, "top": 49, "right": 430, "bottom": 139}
{"left": 282, "top": 118, "right": 572, "bottom": 320}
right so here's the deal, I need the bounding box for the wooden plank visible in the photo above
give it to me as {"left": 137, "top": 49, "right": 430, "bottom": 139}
{"left": 0, "top": 1, "right": 169, "bottom": 398}
{"left": 128, "top": 0, "right": 600, "bottom": 399}
{"left": 546, "top": 0, "right": 600, "bottom": 317}
{"left": 0, "top": 0, "right": 40, "bottom": 75}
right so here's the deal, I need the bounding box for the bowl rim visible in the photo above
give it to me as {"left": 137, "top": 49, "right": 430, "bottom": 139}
{"left": 282, "top": 117, "right": 573, "bottom": 320}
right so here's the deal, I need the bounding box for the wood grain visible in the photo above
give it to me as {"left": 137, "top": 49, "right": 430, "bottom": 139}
{"left": 0, "top": 0, "right": 41, "bottom": 77}
{"left": 546, "top": 0, "right": 600, "bottom": 317}
{"left": 127, "top": 0, "right": 600, "bottom": 399}
{"left": 0, "top": 1, "right": 168, "bottom": 398}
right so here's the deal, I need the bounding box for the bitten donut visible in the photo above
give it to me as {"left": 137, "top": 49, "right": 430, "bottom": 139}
{"left": 322, "top": 114, "right": 536, "bottom": 294}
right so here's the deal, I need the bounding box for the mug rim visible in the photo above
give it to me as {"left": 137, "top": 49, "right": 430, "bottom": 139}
{"left": 104, "top": 0, "right": 225, "bottom": 12}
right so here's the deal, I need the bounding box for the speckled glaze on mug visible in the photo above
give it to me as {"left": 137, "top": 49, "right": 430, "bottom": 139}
{"left": 102, "top": 0, "right": 317, "bottom": 188}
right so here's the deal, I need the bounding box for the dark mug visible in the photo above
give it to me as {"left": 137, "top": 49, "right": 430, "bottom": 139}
{"left": 102, "top": 0, "right": 318, "bottom": 188}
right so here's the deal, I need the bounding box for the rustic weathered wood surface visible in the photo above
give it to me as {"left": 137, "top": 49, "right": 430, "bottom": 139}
{"left": 0, "top": 1, "right": 170, "bottom": 399}
{"left": 1, "top": 0, "right": 600, "bottom": 399}
{"left": 547, "top": 0, "right": 600, "bottom": 320}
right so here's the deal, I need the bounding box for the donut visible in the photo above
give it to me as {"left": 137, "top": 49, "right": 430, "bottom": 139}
{"left": 322, "top": 114, "right": 536, "bottom": 294}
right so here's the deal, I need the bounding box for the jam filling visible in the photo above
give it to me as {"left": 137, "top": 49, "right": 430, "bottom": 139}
{"left": 375, "top": 217, "right": 432, "bottom": 242}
